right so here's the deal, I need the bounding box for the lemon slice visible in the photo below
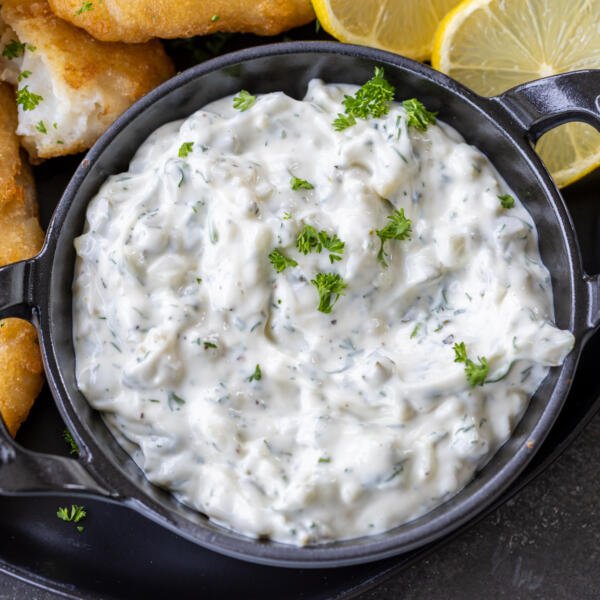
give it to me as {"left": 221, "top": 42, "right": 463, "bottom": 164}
{"left": 311, "top": 0, "right": 463, "bottom": 61}
{"left": 432, "top": 0, "right": 600, "bottom": 187}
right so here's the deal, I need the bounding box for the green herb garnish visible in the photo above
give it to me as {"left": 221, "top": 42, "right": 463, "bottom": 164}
{"left": 333, "top": 67, "right": 394, "bottom": 131}
{"left": 178, "top": 141, "right": 194, "bottom": 158}
{"left": 248, "top": 364, "right": 262, "bottom": 382}
{"left": 35, "top": 120, "right": 47, "bottom": 134}
{"left": 296, "top": 225, "right": 345, "bottom": 263}
{"left": 296, "top": 224, "right": 321, "bottom": 255}
{"left": 63, "top": 429, "right": 79, "bottom": 456}
{"left": 57, "top": 504, "right": 86, "bottom": 530}
{"left": 75, "top": 1, "right": 93, "bottom": 15}
{"left": 282, "top": 212, "right": 292, "bottom": 220}
{"left": 319, "top": 232, "right": 345, "bottom": 263}
{"left": 311, "top": 272, "right": 347, "bottom": 314}
{"left": 453, "top": 341, "right": 489, "bottom": 387}
{"left": 498, "top": 194, "right": 515, "bottom": 209}
{"left": 203, "top": 341, "right": 217, "bottom": 349}
{"left": 268, "top": 249, "right": 298, "bottom": 273}
{"left": 233, "top": 90, "right": 256, "bottom": 111}
{"left": 2, "top": 40, "right": 34, "bottom": 59}
{"left": 290, "top": 176, "right": 314, "bottom": 191}
{"left": 318, "top": 457, "right": 331, "bottom": 463}
{"left": 17, "top": 70, "right": 31, "bottom": 82}
{"left": 332, "top": 113, "right": 356, "bottom": 131}
{"left": 211, "top": 14, "right": 220, "bottom": 22}
{"left": 167, "top": 391, "right": 185, "bottom": 410}
{"left": 402, "top": 98, "right": 437, "bottom": 131}
{"left": 375, "top": 208, "right": 412, "bottom": 267}
{"left": 16, "top": 86, "right": 43, "bottom": 111}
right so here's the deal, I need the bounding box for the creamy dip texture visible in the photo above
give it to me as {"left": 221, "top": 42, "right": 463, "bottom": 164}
{"left": 73, "top": 76, "right": 574, "bottom": 545}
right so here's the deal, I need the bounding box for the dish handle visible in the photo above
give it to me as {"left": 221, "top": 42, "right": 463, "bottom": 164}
{"left": 494, "top": 69, "right": 600, "bottom": 143}
{"left": 495, "top": 70, "right": 600, "bottom": 334}
{"left": 0, "top": 258, "right": 114, "bottom": 498}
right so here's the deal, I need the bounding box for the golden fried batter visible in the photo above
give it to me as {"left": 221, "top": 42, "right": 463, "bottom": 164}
{"left": 48, "top": 0, "right": 315, "bottom": 43}
{"left": 0, "top": 82, "right": 44, "bottom": 437}
{"left": 0, "top": 0, "right": 175, "bottom": 162}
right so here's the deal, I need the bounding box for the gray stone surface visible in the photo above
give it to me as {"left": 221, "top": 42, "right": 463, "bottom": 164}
{"left": 357, "top": 412, "right": 600, "bottom": 600}
{"left": 0, "top": 412, "right": 599, "bottom": 599}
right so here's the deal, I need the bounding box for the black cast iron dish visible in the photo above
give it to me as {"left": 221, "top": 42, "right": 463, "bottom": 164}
{"left": 0, "top": 42, "right": 599, "bottom": 569}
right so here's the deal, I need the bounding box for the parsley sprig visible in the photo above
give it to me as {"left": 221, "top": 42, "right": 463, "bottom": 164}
{"left": 296, "top": 225, "right": 345, "bottom": 263}
{"left": 16, "top": 86, "right": 43, "bottom": 111}
{"left": 178, "top": 141, "right": 194, "bottom": 158}
{"left": 376, "top": 208, "right": 412, "bottom": 267}
{"left": 57, "top": 504, "right": 86, "bottom": 532}
{"left": 333, "top": 67, "right": 394, "bottom": 131}
{"left": 311, "top": 272, "right": 347, "bottom": 314}
{"left": 290, "top": 176, "right": 314, "bottom": 191}
{"left": 248, "top": 364, "right": 262, "bottom": 382}
{"left": 2, "top": 40, "right": 35, "bottom": 59}
{"left": 268, "top": 249, "right": 298, "bottom": 273}
{"left": 498, "top": 194, "right": 515, "bottom": 209}
{"left": 75, "top": 1, "right": 93, "bottom": 15}
{"left": 453, "top": 341, "right": 489, "bottom": 387}
{"left": 233, "top": 90, "right": 256, "bottom": 111}
{"left": 402, "top": 98, "right": 437, "bottom": 131}
{"left": 63, "top": 429, "right": 79, "bottom": 456}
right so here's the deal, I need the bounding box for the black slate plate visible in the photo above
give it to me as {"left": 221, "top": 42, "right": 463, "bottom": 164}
{"left": 1, "top": 31, "right": 599, "bottom": 597}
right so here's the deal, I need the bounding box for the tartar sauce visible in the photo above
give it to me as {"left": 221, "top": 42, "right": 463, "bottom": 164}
{"left": 73, "top": 79, "right": 574, "bottom": 545}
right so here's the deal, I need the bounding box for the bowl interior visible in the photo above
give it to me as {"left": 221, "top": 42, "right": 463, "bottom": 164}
{"left": 42, "top": 44, "right": 579, "bottom": 566}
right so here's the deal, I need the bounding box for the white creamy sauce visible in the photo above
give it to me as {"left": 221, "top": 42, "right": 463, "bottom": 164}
{"left": 73, "top": 80, "right": 574, "bottom": 545}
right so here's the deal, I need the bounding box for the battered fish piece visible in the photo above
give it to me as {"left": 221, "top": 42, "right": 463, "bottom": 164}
{"left": 0, "top": 82, "right": 44, "bottom": 437}
{"left": 0, "top": 0, "right": 174, "bottom": 162}
{"left": 47, "top": 0, "right": 315, "bottom": 43}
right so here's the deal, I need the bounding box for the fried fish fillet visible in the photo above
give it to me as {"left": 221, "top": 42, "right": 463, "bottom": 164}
{"left": 47, "top": 0, "right": 315, "bottom": 43}
{"left": 0, "top": 82, "right": 44, "bottom": 437}
{"left": 0, "top": 0, "right": 174, "bottom": 162}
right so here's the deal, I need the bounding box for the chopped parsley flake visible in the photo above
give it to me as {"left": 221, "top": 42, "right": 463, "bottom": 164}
{"left": 311, "top": 272, "right": 347, "bottom": 314}
{"left": 2, "top": 40, "right": 34, "bottom": 59}
{"left": 233, "top": 90, "right": 256, "bottom": 111}
{"left": 268, "top": 249, "right": 298, "bottom": 273}
{"left": 203, "top": 341, "right": 217, "bottom": 349}
{"left": 35, "top": 120, "right": 47, "bottom": 134}
{"left": 57, "top": 504, "right": 86, "bottom": 529}
{"left": 296, "top": 224, "right": 321, "bottom": 255}
{"left": 318, "top": 457, "right": 331, "bottom": 463}
{"left": 17, "top": 70, "right": 31, "bottom": 82}
{"left": 248, "top": 364, "right": 262, "bottom": 382}
{"left": 167, "top": 391, "right": 185, "bottom": 410}
{"left": 75, "top": 1, "right": 93, "bottom": 14}
{"left": 290, "top": 176, "right": 314, "bottom": 191}
{"left": 16, "top": 86, "right": 43, "bottom": 111}
{"left": 320, "top": 232, "right": 345, "bottom": 263}
{"left": 211, "top": 14, "right": 220, "bottom": 22}
{"left": 333, "top": 67, "right": 394, "bottom": 131}
{"left": 376, "top": 208, "right": 412, "bottom": 267}
{"left": 402, "top": 98, "right": 437, "bottom": 131}
{"left": 178, "top": 141, "right": 194, "bottom": 158}
{"left": 296, "top": 225, "right": 345, "bottom": 263}
{"left": 63, "top": 429, "right": 79, "bottom": 456}
{"left": 453, "top": 341, "right": 489, "bottom": 387}
{"left": 498, "top": 194, "right": 515, "bottom": 209}
{"left": 282, "top": 212, "right": 292, "bottom": 220}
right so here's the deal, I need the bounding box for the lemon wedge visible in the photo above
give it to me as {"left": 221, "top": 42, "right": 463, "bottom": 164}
{"left": 432, "top": 0, "right": 600, "bottom": 187}
{"left": 311, "top": 0, "right": 463, "bottom": 61}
